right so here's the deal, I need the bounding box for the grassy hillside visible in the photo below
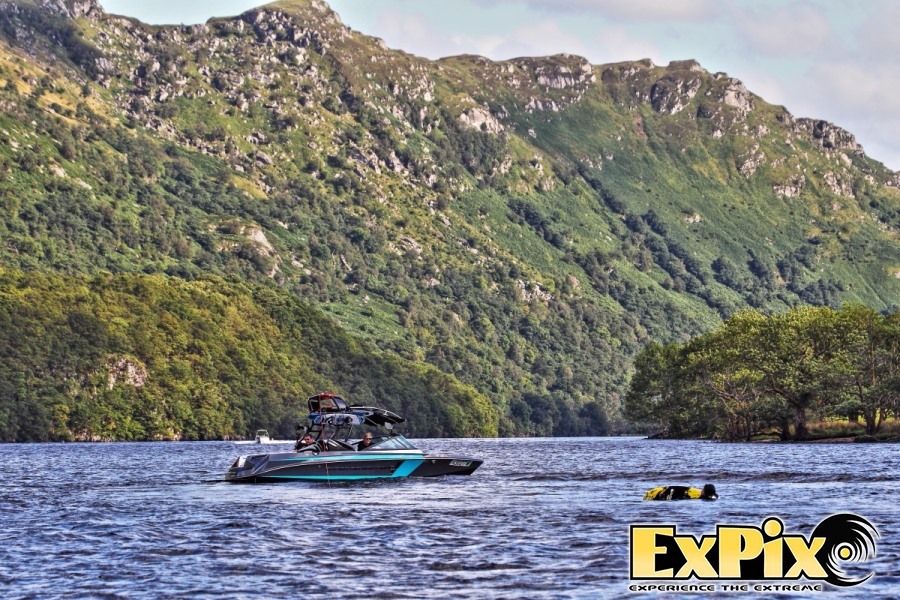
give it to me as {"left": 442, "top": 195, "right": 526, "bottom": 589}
{"left": 0, "top": 0, "right": 897, "bottom": 440}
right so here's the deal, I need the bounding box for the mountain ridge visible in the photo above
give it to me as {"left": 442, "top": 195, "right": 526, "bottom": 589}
{"left": 0, "top": 0, "right": 897, "bottom": 441}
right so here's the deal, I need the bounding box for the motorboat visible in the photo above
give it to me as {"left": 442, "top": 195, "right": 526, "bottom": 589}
{"left": 225, "top": 392, "right": 483, "bottom": 482}
{"left": 234, "top": 429, "right": 293, "bottom": 445}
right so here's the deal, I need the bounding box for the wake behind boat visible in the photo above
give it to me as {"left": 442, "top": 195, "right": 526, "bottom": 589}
{"left": 225, "top": 392, "right": 482, "bottom": 482}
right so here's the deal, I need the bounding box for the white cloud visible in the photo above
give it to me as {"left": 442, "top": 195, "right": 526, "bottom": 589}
{"left": 488, "top": 20, "right": 592, "bottom": 60}
{"left": 733, "top": 3, "right": 833, "bottom": 58}
{"left": 372, "top": 11, "right": 467, "bottom": 59}
{"left": 766, "top": 60, "right": 900, "bottom": 169}
{"left": 473, "top": 0, "right": 719, "bottom": 21}
{"left": 804, "top": 62, "right": 897, "bottom": 118}
{"left": 101, "top": 0, "right": 259, "bottom": 24}
{"left": 401, "top": 17, "right": 660, "bottom": 66}
{"left": 372, "top": 13, "right": 592, "bottom": 62}
{"left": 448, "top": 34, "right": 509, "bottom": 59}
{"left": 731, "top": 68, "right": 793, "bottom": 111}
{"left": 587, "top": 26, "right": 664, "bottom": 65}
{"left": 858, "top": 3, "right": 900, "bottom": 58}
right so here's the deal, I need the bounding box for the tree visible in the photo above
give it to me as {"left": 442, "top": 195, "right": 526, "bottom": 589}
{"left": 625, "top": 342, "right": 684, "bottom": 435}
{"left": 837, "top": 305, "right": 900, "bottom": 434}
{"left": 625, "top": 306, "right": 900, "bottom": 441}
{"left": 750, "top": 307, "right": 849, "bottom": 440}
{"left": 683, "top": 313, "right": 779, "bottom": 441}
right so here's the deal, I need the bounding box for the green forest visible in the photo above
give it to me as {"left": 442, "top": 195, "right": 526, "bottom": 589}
{"left": 0, "top": 269, "right": 501, "bottom": 441}
{"left": 625, "top": 305, "right": 900, "bottom": 441}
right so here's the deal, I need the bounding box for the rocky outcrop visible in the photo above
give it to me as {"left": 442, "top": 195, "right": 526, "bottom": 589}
{"left": 458, "top": 106, "right": 503, "bottom": 134}
{"left": 738, "top": 144, "right": 766, "bottom": 177}
{"left": 529, "top": 56, "right": 594, "bottom": 90}
{"left": 507, "top": 54, "right": 595, "bottom": 112}
{"left": 515, "top": 279, "right": 553, "bottom": 303}
{"left": 696, "top": 74, "right": 754, "bottom": 135}
{"left": 106, "top": 356, "right": 148, "bottom": 389}
{"left": 684, "top": 213, "right": 703, "bottom": 224}
{"left": 35, "top": 0, "right": 102, "bottom": 19}
{"left": 774, "top": 175, "right": 806, "bottom": 198}
{"left": 823, "top": 171, "right": 855, "bottom": 198}
{"left": 600, "top": 59, "right": 656, "bottom": 104}
{"left": 650, "top": 72, "right": 703, "bottom": 115}
{"left": 886, "top": 174, "right": 900, "bottom": 189}
{"left": 714, "top": 76, "right": 753, "bottom": 114}
{"left": 793, "top": 119, "right": 863, "bottom": 154}
{"left": 602, "top": 59, "right": 755, "bottom": 131}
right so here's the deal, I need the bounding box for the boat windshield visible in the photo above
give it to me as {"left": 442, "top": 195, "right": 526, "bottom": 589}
{"left": 368, "top": 435, "right": 416, "bottom": 450}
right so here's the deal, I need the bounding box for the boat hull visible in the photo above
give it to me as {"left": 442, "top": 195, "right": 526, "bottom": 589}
{"left": 409, "top": 456, "right": 483, "bottom": 477}
{"left": 225, "top": 450, "right": 481, "bottom": 482}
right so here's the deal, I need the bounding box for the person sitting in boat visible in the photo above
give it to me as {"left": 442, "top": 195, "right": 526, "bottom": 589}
{"left": 296, "top": 434, "right": 316, "bottom": 451}
{"left": 644, "top": 483, "right": 718, "bottom": 501}
{"left": 357, "top": 433, "right": 374, "bottom": 450}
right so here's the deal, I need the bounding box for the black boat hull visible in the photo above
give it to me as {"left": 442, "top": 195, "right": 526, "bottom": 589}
{"left": 225, "top": 450, "right": 482, "bottom": 482}
{"left": 409, "top": 456, "right": 483, "bottom": 477}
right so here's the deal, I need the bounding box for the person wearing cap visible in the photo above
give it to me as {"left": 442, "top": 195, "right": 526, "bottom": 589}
{"left": 644, "top": 483, "right": 718, "bottom": 501}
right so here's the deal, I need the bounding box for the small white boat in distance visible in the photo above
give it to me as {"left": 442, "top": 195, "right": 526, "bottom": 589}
{"left": 234, "top": 429, "right": 293, "bottom": 445}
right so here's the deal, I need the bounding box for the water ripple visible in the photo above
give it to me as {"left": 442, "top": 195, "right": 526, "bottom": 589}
{"left": 0, "top": 438, "right": 897, "bottom": 599}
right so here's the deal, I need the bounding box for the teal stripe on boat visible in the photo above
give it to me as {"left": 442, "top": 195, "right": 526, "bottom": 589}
{"left": 276, "top": 452, "right": 423, "bottom": 463}
{"left": 265, "top": 474, "right": 393, "bottom": 480}
{"left": 262, "top": 458, "right": 425, "bottom": 480}
{"left": 391, "top": 459, "right": 424, "bottom": 477}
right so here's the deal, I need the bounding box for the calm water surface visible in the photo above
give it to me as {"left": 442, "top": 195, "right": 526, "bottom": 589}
{"left": 0, "top": 438, "right": 897, "bottom": 599}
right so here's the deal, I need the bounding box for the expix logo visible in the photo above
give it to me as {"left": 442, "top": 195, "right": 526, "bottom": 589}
{"left": 630, "top": 514, "right": 878, "bottom": 587}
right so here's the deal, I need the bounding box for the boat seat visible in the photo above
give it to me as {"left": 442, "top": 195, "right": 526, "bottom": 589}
{"left": 320, "top": 439, "right": 355, "bottom": 452}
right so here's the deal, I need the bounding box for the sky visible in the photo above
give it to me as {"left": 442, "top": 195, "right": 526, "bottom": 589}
{"left": 99, "top": 0, "right": 900, "bottom": 171}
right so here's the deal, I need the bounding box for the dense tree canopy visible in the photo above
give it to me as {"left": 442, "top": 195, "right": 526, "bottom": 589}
{"left": 0, "top": 269, "right": 500, "bottom": 441}
{"left": 625, "top": 305, "right": 900, "bottom": 440}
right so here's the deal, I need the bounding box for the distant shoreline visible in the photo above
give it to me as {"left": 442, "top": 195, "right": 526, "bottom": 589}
{"left": 645, "top": 433, "right": 900, "bottom": 444}
{"left": 755, "top": 435, "right": 900, "bottom": 444}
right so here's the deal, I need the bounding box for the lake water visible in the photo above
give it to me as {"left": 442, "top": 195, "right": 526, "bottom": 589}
{"left": 1, "top": 437, "right": 897, "bottom": 599}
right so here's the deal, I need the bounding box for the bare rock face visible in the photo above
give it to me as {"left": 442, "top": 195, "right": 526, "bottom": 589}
{"left": 823, "top": 171, "right": 855, "bottom": 198}
{"left": 511, "top": 54, "right": 593, "bottom": 86}
{"left": 793, "top": 119, "right": 862, "bottom": 154}
{"left": 36, "top": 0, "right": 102, "bottom": 19}
{"left": 695, "top": 74, "right": 754, "bottom": 133}
{"left": 774, "top": 175, "right": 806, "bottom": 198}
{"left": 600, "top": 59, "right": 656, "bottom": 104}
{"left": 106, "top": 356, "right": 149, "bottom": 389}
{"left": 648, "top": 60, "right": 706, "bottom": 115}
{"left": 716, "top": 78, "right": 753, "bottom": 114}
{"left": 530, "top": 56, "right": 594, "bottom": 90}
{"left": 507, "top": 54, "right": 595, "bottom": 113}
{"left": 458, "top": 106, "right": 504, "bottom": 134}
{"left": 650, "top": 72, "right": 703, "bottom": 115}
{"left": 738, "top": 144, "right": 766, "bottom": 177}
{"left": 886, "top": 174, "right": 900, "bottom": 189}
{"left": 604, "top": 58, "right": 755, "bottom": 129}
{"left": 667, "top": 59, "right": 704, "bottom": 72}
